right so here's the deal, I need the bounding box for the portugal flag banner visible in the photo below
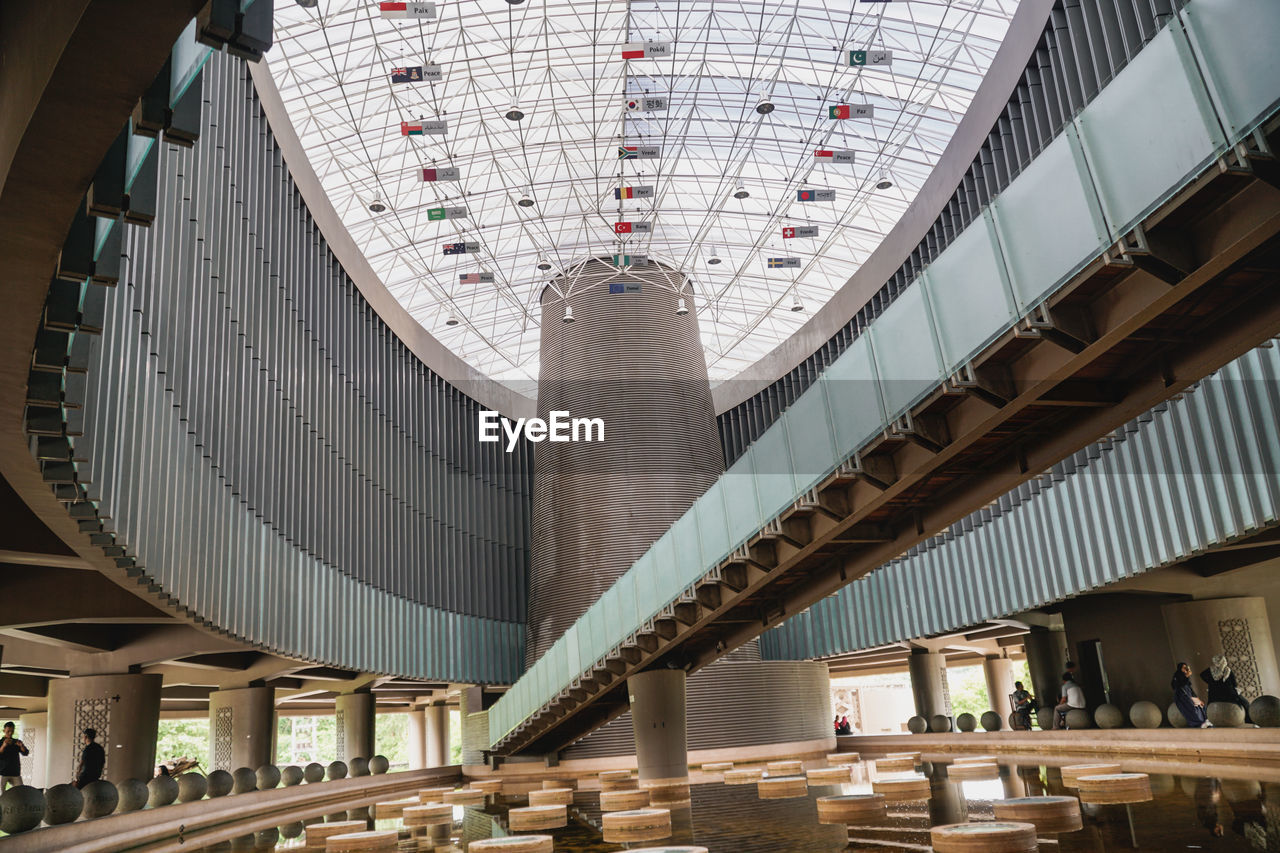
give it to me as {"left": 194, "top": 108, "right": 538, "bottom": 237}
{"left": 379, "top": 2, "right": 437, "bottom": 19}
{"left": 829, "top": 103, "right": 873, "bottom": 119}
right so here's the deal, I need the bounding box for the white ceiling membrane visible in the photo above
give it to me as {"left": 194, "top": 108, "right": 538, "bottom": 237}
{"left": 270, "top": 0, "right": 1015, "bottom": 385}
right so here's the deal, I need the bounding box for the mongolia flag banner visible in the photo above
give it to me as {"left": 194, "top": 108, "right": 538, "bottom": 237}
{"left": 459, "top": 272, "right": 495, "bottom": 284}
{"left": 767, "top": 257, "right": 801, "bottom": 269}
{"left": 614, "top": 222, "right": 653, "bottom": 234}
{"left": 849, "top": 49, "right": 893, "bottom": 67}
{"left": 379, "top": 2, "right": 437, "bottom": 19}
{"left": 783, "top": 226, "right": 820, "bottom": 238}
{"left": 797, "top": 189, "right": 836, "bottom": 202}
{"left": 614, "top": 185, "right": 656, "bottom": 200}
{"left": 814, "top": 149, "right": 855, "bottom": 164}
{"left": 622, "top": 42, "right": 672, "bottom": 60}
{"left": 422, "top": 167, "right": 461, "bottom": 182}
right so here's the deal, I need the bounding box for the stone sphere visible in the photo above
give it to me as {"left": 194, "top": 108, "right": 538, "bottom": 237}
{"left": 1065, "top": 709, "right": 1092, "bottom": 729}
{"left": 1207, "top": 701, "right": 1246, "bottom": 728}
{"left": 81, "top": 780, "right": 118, "bottom": 818}
{"left": 43, "top": 783, "right": 84, "bottom": 826}
{"left": 148, "top": 774, "right": 179, "bottom": 807}
{"left": 280, "top": 821, "right": 305, "bottom": 839}
{"left": 1168, "top": 702, "right": 1188, "bottom": 728}
{"left": 326, "top": 760, "right": 348, "bottom": 781}
{"left": 930, "top": 714, "right": 952, "bottom": 733}
{"left": 232, "top": 766, "right": 258, "bottom": 793}
{"left": 980, "top": 711, "right": 1002, "bottom": 732}
{"left": 256, "top": 764, "right": 281, "bottom": 790}
{"left": 303, "top": 762, "right": 325, "bottom": 783}
{"left": 370, "top": 755, "right": 390, "bottom": 775}
{"left": 1036, "top": 708, "right": 1055, "bottom": 731}
{"left": 206, "top": 769, "right": 234, "bottom": 797}
{"left": 281, "top": 765, "right": 304, "bottom": 786}
{"left": 955, "top": 713, "right": 977, "bottom": 732}
{"left": 1250, "top": 695, "right": 1280, "bottom": 727}
{"left": 116, "top": 778, "right": 149, "bottom": 813}
{"left": 347, "top": 805, "right": 372, "bottom": 821}
{"left": 178, "top": 772, "right": 208, "bottom": 802}
{"left": 1129, "top": 700, "right": 1163, "bottom": 729}
{"left": 0, "top": 785, "right": 46, "bottom": 834}
{"left": 907, "top": 715, "right": 928, "bottom": 734}
{"left": 348, "top": 756, "right": 370, "bottom": 777}
{"left": 1094, "top": 703, "right": 1124, "bottom": 729}
{"left": 255, "top": 827, "right": 280, "bottom": 848}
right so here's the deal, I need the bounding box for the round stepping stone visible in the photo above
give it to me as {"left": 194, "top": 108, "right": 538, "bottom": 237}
{"left": 766, "top": 760, "right": 802, "bottom": 775}
{"left": 326, "top": 830, "right": 399, "bottom": 852}
{"left": 601, "top": 808, "right": 671, "bottom": 843}
{"left": 599, "top": 769, "right": 637, "bottom": 791}
{"left": 444, "top": 788, "right": 486, "bottom": 805}
{"left": 543, "top": 777, "right": 576, "bottom": 790}
{"left": 826, "top": 753, "right": 859, "bottom": 766}
{"left": 806, "top": 766, "right": 852, "bottom": 785}
{"left": 419, "top": 785, "right": 455, "bottom": 802}
{"left": 624, "top": 849, "right": 708, "bottom": 853}
{"left": 305, "top": 821, "right": 368, "bottom": 849}
{"left": 1076, "top": 772, "right": 1153, "bottom": 805}
{"left": 757, "top": 775, "right": 807, "bottom": 799}
{"left": 701, "top": 762, "right": 733, "bottom": 773}
{"left": 471, "top": 779, "right": 504, "bottom": 794}
{"left": 948, "top": 762, "right": 999, "bottom": 780}
{"left": 403, "top": 804, "right": 454, "bottom": 827}
{"left": 529, "top": 787, "right": 573, "bottom": 806}
{"left": 598, "top": 769, "right": 632, "bottom": 782}
{"left": 993, "top": 796, "right": 1083, "bottom": 833}
{"left": 887, "top": 751, "right": 920, "bottom": 760}
{"left": 509, "top": 804, "right": 567, "bottom": 830}
{"left": 600, "top": 788, "right": 650, "bottom": 811}
{"left": 931, "top": 821, "right": 1039, "bottom": 853}
{"left": 1061, "top": 763, "right": 1121, "bottom": 787}
{"left": 874, "top": 757, "right": 915, "bottom": 772}
{"left": 816, "top": 793, "right": 886, "bottom": 824}
{"left": 373, "top": 797, "right": 418, "bottom": 819}
{"left": 871, "top": 776, "right": 932, "bottom": 801}
{"left": 468, "top": 836, "right": 555, "bottom": 853}
{"left": 953, "top": 755, "right": 996, "bottom": 764}
{"left": 641, "top": 778, "right": 690, "bottom": 806}
{"left": 723, "top": 768, "right": 764, "bottom": 785}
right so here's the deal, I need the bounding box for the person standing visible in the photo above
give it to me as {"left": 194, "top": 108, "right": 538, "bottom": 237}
{"left": 0, "top": 722, "right": 30, "bottom": 790}
{"left": 1173, "top": 662, "right": 1212, "bottom": 728}
{"left": 1201, "top": 654, "right": 1252, "bottom": 723}
{"left": 74, "top": 728, "right": 106, "bottom": 789}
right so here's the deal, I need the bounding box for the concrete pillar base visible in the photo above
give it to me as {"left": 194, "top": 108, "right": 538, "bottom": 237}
{"left": 208, "top": 687, "right": 275, "bottom": 771}
{"left": 335, "top": 693, "right": 375, "bottom": 763}
{"left": 46, "top": 673, "right": 162, "bottom": 785}
{"left": 628, "top": 669, "right": 688, "bottom": 784}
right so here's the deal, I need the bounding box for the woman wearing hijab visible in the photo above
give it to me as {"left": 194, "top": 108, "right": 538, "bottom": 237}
{"left": 1173, "top": 662, "right": 1212, "bottom": 728}
{"left": 1201, "top": 654, "right": 1252, "bottom": 723}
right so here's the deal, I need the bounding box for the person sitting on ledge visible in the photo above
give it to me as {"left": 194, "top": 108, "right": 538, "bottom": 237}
{"left": 1173, "top": 662, "right": 1213, "bottom": 728}
{"left": 1201, "top": 654, "right": 1251, "bottom": 724}
{"left": 1012, "top": 681, "right": 1035, "bottom": 730}
{"left": 1053, "top": 672, "right": 1085, "bottom": 729}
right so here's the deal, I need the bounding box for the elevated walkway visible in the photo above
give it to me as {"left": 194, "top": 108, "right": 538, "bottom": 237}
{"left": 489, "top": 0, "right": 1280, "bottom": 755}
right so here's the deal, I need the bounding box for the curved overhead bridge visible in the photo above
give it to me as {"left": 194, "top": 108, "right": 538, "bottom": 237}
{"left": 488, "top": 0, "right": 1280, "bottom": 755}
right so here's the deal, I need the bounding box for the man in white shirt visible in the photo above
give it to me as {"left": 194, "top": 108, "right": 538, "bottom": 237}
{"left": 1054, "top": 673, "right": 1086, "bottom": 729}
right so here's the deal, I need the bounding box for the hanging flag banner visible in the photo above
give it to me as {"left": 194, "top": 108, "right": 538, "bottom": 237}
{"left": 391, "top": 66, "right": 424, "bottom": 83}
{"left": 614, "top": 221, "right": 652, "bottom": 234}
{"left": 830, "top": 103, "right": 874, "bottom": 120}
{"left": 767, "top": 257, "right": 801, "bottom": 269}
{"left": 422, "top": 167, "right": 461, "bottom": 182}
{"left": 612, "top": 254, "right": 648, "bottom": 266}
{"left": 797, "top": 189, "right": 836, "bottom": 202}
{"left": 622, "top": 42, "right": 672, "bottom": 60}
{"left": 849, "top": 49, "right": 893, "bottom": 67}
{"left": 626, "top": 96, "right": 669, "bottom": 112}
{"left": 402, "top": 119, "right": 447, "bottom": 136}
{"left": 614, "top": 185, "right": 656, "bottom": 200}
{"left": 609, "top": 282, "right": 643, "bottom": 294}
{"left": 459, "top": 272, "right": 495, "bottom": 284}
{"left": 783, "top": 226, "right": 819, "bottom": 238}
{"left": 379, "top": 2, "right": 437, "bottom": 19}
{"left": 442, "top": 242, "right": 480, "bottom": 255}
{"left": 814, "top": 149, "right": 855, "bottom": 164}
{"left": 618, "top": 146, "right": 661, "bottom": 160}
{"left": 427, "top": 206, "right": 468, "bottom": 221}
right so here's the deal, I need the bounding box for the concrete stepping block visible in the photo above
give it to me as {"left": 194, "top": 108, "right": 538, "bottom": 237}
{"left": 1061, "top": 763, "right": 1121, "bottom": 787}
{"left": 826, "top": 753, "right": 859, "bottom": 766}
{"left": 758, "top": 776, "right": 807, "bottom": 799}
{"left": 468, "top": 836, "right": 554, "bottom": 852}
{"left": 509, "top": 804, "right": 567, "bottom": 831}
{"left": 948, "top": 762, "right": 999, "bottom": 780}
{"left": 993, "top": 795, "right": 1083, "bottom": 833}
{"left": 403, "top": 803, "right": 453, "bottom": 827}
{"left": 766, "top": 760, "right": 803, "bottom": 775}
{"left": 372, "top": 797, "right": 418, "bottom": 819}
{"left": 1077, "top": 772, "right": 1152, "bottom": 804}
{"left": 470, "top": 779, "right": 504, "bottom": 794}
{"left": 325, "top": 829, "right": 399, "bottom": 851}
{"left": 816, "top": 793, "right": 886, "bottom": 824}
{"left": 601, "top": 807, "right": 671, "bottom": 843}
{"left": 304, "top": 821, "right": 367, "bottom": 849}
{"left": 443, "top": 788, "right": 486, "bottom": 805}
{"left": 600, "top": 788, "right": 650, "bottom": 811}
{"left": 528, "top": 787, "right": 573, "bottom": 806}
{"left": 871, "top": 776, "right": 932, "bottom": 801}
{"left": 806, "top": 766, "right": 852, "bottom": 785}
{"left": 953, "top": 755, "right": 996, "bottom": 764}
{"left": 723, "top": 768, "right": 764, "bottom": 785}
{"left": 701, "top": 762, "right": 733, "bottom": 772}
{"left": 418, "top": 786, "right": 456, "bottom": 802}
{"left": 874, "top": 757, "right": 916, "bottom": 772}
{"left": 931, "top": 821, "right": 1038, "bottom": 852}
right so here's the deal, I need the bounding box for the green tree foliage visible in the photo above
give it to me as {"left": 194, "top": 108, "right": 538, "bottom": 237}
{"left": 946, "top": 660, "right": 1033, "bottom": 720}
{"left": 156, "top": 719, "right": 210, "bottom": 768}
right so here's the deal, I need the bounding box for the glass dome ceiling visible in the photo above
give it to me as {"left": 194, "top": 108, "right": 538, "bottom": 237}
{"left": 270, "top": 0, "right": 1015, "bottom": 385}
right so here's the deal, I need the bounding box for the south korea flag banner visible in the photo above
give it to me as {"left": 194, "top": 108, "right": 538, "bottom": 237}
{"left": 626, "top": 96, "right": 669, "bottom": 112}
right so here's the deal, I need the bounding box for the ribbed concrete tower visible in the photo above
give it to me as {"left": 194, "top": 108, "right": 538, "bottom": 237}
{"left": 528, "top": 258, "right": 723, "bottom": 664}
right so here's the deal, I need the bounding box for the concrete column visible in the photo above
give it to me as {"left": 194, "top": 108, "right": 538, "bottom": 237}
{"left": 983, "top": 655, "right": 1016, "bottom": 716}
{"left": 208, "top": 686, "right": 275, "bottom": 771}
{"left": 425, "top": 704, "right": 450, "bottom": 767}
{"left": 907, "top": 650, "right": 951, "bottom": 720}
{"left": 1162, "top": 597, "right": 1279, "bottom": 700}
{"left": 407, "top": 709, "right": 427, "bottom": 770}
{"left": 335, "top": 692, "right": 375, "bottom": 762}
{"left": 1023, "top": 627, "right": 1068, "bottom": 710}
{"left": 17, "top": 712, "right": 46, "bottom": 789}
{"left": 46, "top": 673, "right": 162, "bottom": 784}
{"left": 628, "top": 669, "right": 687, "bottom": 783}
